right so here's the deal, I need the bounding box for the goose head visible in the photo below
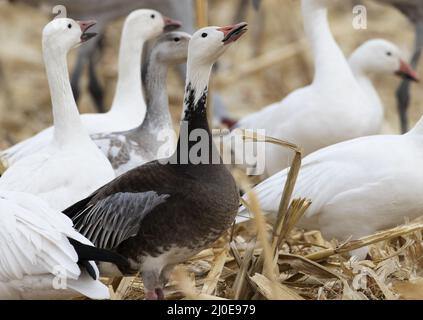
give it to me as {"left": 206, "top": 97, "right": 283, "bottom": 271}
{"left": 349, "top": 39, "right": 419, "bottom": 82}
{"left": 154, "top": 31, "right": 191, "bottom": 65}
{"left": 188, "top": 22, "right": 248, "bottom": 66}
{"left": 42, "top": 18, "right": 97, "bottom": 53}
{"left": 125, "top": 9, "right": 181, "bottom": 41}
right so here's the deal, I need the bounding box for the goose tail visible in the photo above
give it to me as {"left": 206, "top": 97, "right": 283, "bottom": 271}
{"left": 68, "top": 238, "right": 129, "bottom": 280}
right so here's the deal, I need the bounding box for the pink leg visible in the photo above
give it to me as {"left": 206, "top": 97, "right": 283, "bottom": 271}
{"left": 156, "top": 288, "right": 165, "bottom": 300}
{"left": 144, "top": 288, "right": 164, "bottom": 300}
{"left": 145, "top": 290, "right": 158, "bottom": 300}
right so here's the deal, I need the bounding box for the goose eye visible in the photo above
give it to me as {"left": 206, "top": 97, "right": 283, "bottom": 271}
{"left": 68, "top": 24, "right": 72, "bottom": 29}
{"left": 151, "top": 14, "right": 155, "bottom": 19}
{"left": 174, "top": 37, "right": 181, "bottom": 42}
{"left": 386, "top": 51, "right": 392, "bottom": 56}
{"left": 201, "top": 33, "right": 208, "bottom": 38}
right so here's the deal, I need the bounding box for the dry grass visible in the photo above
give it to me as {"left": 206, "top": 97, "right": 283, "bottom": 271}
{"left": 109, "top": 208, "right": 423, "bottom": 300}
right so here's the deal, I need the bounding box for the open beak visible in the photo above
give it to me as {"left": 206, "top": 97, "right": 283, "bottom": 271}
{"left": 78, "top": 20, "right": 97, "bottom": 43}
{"left": 163, "top": 16, "right": 182, "bottom": 32}
{"left": 396, "top": 59, "right": 419, "bottom": 82}
{"left": 218, "top": 22, "right": 248, "bottom": 45}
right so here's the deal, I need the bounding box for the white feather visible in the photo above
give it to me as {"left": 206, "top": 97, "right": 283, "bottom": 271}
{"left": 238, "top": 129, "right": 423, "bottom": 243}
{"left": 0, "top": 190, "right": 109, "bottom": 300}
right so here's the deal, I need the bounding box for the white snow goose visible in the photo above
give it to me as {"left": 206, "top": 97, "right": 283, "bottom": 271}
{"left": 63, "top": 23, "right": 248, "bottom": 300}
{"left": 91, "top": 31, "right": 191, "bottom": 176}
{"left": 237, "top": 117, "right": 423, "bottom": 258}
{"left": 349, "top": 39, "right": 419, "bottom": 132}
{"left": 0, "top": 9, "right": 181, "bottom": 168}
{"left": 0, "top": 18, "right": 115, "bottom": 211}
{"left": 231, "top": 0, "right": 416, "bottom": 178}
{"left": 0, "top": 190, "right": 128, "bottom": 300}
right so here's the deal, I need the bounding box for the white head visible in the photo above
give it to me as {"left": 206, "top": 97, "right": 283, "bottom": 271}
{"left": 185, "top": 23, "right": 247, "bottom": 105}
{"left": 42, "top": 18, "right": 97, "bottom": 54}
{"left": 124, "top": 9, "right": 181, "bottom": 41}
{"left": 349, "top": 39, "right": 419, "bottom": 81}
{"left": 188, "top": 23, "right": 248, "bottom": 68}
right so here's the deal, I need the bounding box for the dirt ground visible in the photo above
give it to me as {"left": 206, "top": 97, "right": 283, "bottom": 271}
{"left": 0, "top": 0, "right": 421, "bottom": 149}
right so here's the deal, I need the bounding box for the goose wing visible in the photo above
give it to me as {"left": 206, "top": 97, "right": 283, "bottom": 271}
{"left": 64, "top": 161, "right": 172, "bottom": 250}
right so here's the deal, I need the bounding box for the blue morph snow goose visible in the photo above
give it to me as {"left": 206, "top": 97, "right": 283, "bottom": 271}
{"left": 0, "top": 190, "right": 127, "bottom": 299}
{"left": 0, "top": 18, "right": 115, "bottom": 211}
{"left": 64, "top": 23, "right": 247, "bottom": 300}
{"left": 1, "top": 9, "right": 181, "bottom": 168}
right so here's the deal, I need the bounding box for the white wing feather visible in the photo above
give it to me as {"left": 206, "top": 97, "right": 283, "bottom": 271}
{"left": 0, "top": 143, "right": 115, "bottom": 211}
{"left": 0, "top": 191, "right": 109, "bottom": 300}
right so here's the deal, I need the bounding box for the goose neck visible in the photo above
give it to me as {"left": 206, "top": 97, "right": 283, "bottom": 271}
{"left": 110, "top": 26, "right": 146, "bottom": 117}
{"left": 172, "top": 62, "right": 221, "bottom": 165}
{"left": 181, "top": 63, "right": 212, "bottom": 128}
{"left": 43, "top": 43, "right": 87, "bottom": 145}
{"left": 139, "top": 53, "right": 171, "bottom": 131}
{"left": 302, "top": 1, "right": 352, "bottom": 83}
{"left": 348, "top": 54, "right": 383, "bottom": 114}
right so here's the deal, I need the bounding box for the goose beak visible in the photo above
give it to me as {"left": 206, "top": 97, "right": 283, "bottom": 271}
{"left": 218, "top": 22, "right": 248, "bottom": 45}
{"left": 77, "top": 20, "right": 97, "bottom": 43}
{"left": 396, "top": 59, "right": 419, "bottom": 82}
{"left": 163, "top": 16, "right": 182, "bottom": 31}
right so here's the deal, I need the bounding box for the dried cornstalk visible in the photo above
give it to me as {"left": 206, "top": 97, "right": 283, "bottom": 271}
{"left": 274, "top": 198, "right": 311, "bottom": 250}
{"left": 239, "top": 131, "right": 307, "bottom": 289}
{"left": 172, "top": 267, "right": 227, "bottom": 300}
{"left": 246, "top": 191, "right": 278, "bottom": 285}
{"left": 278, "top": 253, "right": 342, "bottom": 280}
{"left": 201, "top": 249, "right": 228, "bottom": 295}
{"left": 306, "top": 222, "right": 423, "bottom": 261}
{"left": 231, "top": 239, "right": 256, "bottom": 299}
{"left": 113, "top": 277, "right": 137, "bottom": 300}
{"left": 250, "top": 273, "right": 304, "bottom": 300}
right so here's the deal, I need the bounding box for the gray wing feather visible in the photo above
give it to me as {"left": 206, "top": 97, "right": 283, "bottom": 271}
{"left": 73, "top": 191, "right": 170, "bottom": 249}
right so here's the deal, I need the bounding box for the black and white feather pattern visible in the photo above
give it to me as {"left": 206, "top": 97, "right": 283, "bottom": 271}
{"left": 72, "top": 191, "right": 170, "bottom": 249}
